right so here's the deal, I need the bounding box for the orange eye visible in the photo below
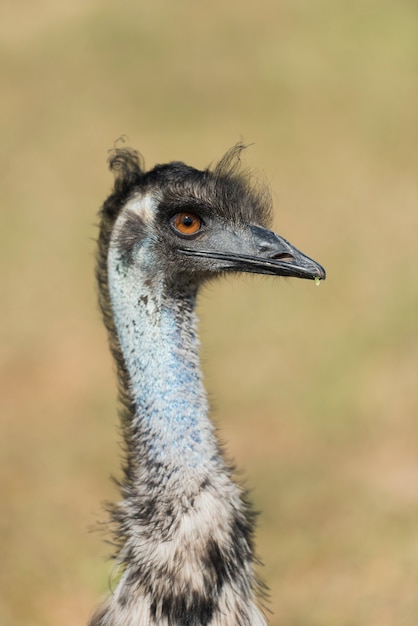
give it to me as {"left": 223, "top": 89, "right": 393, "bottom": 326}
{"left": 172, "top": 212, "right": 202, "bottom": 236}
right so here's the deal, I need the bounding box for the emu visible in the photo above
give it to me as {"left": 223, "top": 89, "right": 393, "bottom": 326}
{"left": 91, "top": 144, "right": 325, "bottom": 626}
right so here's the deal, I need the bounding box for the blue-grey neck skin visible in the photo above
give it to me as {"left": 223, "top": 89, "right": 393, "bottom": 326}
{"left": 90, "top": 193, "right": 266, "bottom": 626}
{"left": 108, "top": 255, "right": 216, "bottom": 480}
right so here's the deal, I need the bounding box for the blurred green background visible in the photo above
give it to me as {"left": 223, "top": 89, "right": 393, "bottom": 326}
{"left": 1, "top": 1, "right": 418, "bottom": 624}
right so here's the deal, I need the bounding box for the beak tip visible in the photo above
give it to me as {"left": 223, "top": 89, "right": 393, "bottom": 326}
{"left": 316, "top": 265, "right": 326, "bottom": 281}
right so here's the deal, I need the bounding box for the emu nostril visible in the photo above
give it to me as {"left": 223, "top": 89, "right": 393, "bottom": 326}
{"left": 270, "top": 252, "right": 295, "bottom": 261}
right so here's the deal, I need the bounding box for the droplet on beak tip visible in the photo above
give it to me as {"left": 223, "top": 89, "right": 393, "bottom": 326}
{"left": 314, "top": 276, "right": 321, "bottom": 286}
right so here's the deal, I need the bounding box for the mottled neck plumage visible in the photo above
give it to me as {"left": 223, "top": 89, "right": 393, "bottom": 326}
{"left": 91, "top": 194, "right": 266, "bottom": 626}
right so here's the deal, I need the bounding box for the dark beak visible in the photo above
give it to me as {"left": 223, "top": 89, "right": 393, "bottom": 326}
{"left": 179, "top": 224, "right": 326, "bottom": 281}
{"left": 239, "top": 225, "right": 326, "bottom": 280}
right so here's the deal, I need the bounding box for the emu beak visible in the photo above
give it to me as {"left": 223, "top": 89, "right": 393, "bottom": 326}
{"left": 179, "top": 225, "right": 326, "bottom": 281}
{"left": 242, "top": 225, "right": 326, "bottom": 281}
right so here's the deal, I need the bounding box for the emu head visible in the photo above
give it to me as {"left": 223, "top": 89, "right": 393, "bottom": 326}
{"left": 100, "top": 144, "right": 326, "bottom": 295}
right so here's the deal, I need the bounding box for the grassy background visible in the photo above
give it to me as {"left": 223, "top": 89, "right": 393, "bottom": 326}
{"left": 1, "top": 1, "right": 418, "bottom": 624}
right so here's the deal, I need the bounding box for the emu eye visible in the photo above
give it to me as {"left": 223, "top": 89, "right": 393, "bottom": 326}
{"left": 172, "top": 212, "right": 202, "bottom": 237}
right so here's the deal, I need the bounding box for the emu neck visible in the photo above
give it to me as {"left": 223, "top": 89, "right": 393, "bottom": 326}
{"left": 95, "top": 244, "right": 266, "bottom": 626}
{"left": 108, "top": 260, "right": 215, "bottom": 481}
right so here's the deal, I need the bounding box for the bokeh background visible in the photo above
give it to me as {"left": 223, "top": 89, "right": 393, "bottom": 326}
{"left": 2, "top": 1, "right": 418, "bottom": 624}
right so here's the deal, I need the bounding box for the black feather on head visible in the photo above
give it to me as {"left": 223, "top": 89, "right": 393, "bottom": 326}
{"left": 101, "top": 143, "right": 272, "bottom": 230}
{"left": 204, "top": 142, "right": 272, "bottom": 227}
{"left": 96, "top": 144, "right": 277, "bottom": 355}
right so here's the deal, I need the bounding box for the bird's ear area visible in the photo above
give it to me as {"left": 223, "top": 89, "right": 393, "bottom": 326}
{"left": 112, "top": 209, "right": 149, "bottom": 265}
